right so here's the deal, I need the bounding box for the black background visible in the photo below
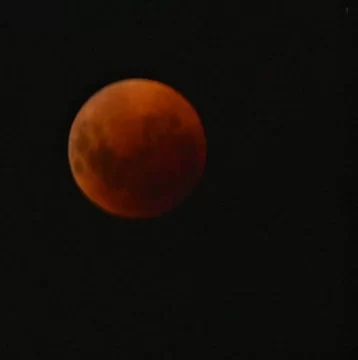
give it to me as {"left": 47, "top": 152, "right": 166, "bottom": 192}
{"left": 2, "top": 1, "right": 354, "bottom": 356}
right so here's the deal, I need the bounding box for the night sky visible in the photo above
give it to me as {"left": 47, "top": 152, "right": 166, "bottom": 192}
{"left": 3, "top": 2, "right": 353, "bottom": 356}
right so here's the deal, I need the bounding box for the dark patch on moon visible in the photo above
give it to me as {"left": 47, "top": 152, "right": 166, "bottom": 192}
{"left": 142, "top": 113, "right": 182, "bottom": 149}
{"left": 74, "top": 128, "right": 91, "bottom": 154}
{"left": 87, "top": 145, "right": 130, "bottom": 191}
{"left": 72, "top": 157, "right": 85, "bottom": 175}
{"left": 88, "top": 121, "right": 102, "bottom": 137}
{"left": 142, "top": 114, "right": 163, "bottom": 148}
{"left": 167, "top": 114, "right": 182, "bottom": 132}
{"left": 129, "top": 129, "right": 201, "bottom": 204}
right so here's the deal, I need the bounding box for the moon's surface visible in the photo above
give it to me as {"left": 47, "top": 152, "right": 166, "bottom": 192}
{"left": 68, "top": 78, "right": 207, "bottom": 219}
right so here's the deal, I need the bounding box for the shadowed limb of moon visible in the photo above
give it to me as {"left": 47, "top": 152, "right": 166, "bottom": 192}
{"left": 68, "top": 78, "right": 207, "bottom": 219}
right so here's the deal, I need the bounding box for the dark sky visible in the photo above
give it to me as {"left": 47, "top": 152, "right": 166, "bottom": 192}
{"left": 3, "top": 2, "right": 353, "bottom": 356}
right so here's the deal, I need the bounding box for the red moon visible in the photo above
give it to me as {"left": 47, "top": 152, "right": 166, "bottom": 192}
{"left": 68, "top": 78, "right": 207, "bottom": 219}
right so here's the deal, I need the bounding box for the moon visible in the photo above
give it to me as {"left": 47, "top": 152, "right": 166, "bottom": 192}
{"left": 68, "top": 78, "right": 207, "bottom": 219}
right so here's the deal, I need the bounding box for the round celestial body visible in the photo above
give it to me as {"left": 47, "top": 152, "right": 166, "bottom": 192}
{"left": 68, "top": 78, "right": 207, "bottom": 219}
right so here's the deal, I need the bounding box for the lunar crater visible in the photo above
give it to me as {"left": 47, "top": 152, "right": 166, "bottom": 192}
{"left": 142, "top": 113, "right": 182, "bottom": 148}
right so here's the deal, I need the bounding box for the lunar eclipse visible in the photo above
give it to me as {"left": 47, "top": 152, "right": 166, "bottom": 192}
{"left": 68, "top": 78, "right": 207, "bottom": 219}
